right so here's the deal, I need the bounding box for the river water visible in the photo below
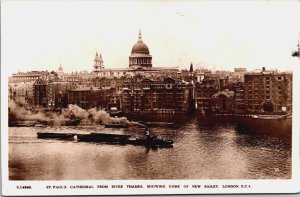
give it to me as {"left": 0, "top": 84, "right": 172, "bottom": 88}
{"left": 9, "top": 116, "right": 291, "bottom": 180}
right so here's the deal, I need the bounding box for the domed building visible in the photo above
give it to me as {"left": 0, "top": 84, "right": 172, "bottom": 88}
{"left": 57, "top": 64, "right": 64, "bottom": 78}
{"left": 129, "top": 30, "right": 152, "bottom": 68}
{"left": 57, "top": 64, "right": 64, "bottom": 74}
{"left": 91, "top": 30, "right": 178, "bottom": 79}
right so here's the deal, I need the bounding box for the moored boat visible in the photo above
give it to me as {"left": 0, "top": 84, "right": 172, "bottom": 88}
{"left": 9, "top": 121, "right": 36, "bottom": 127}
{"left": 138, "top": 121, "right": 175, "bottom": 127}
{"left": 37, "top": 132, "right": 75, "bottom": 139}
{"left": 236, "top": 115, "right": 292, "bottom": 138}
{"left": 251, "top": 114, "right": 288, "bottom": 120}
{"left": 104, "top": 124, "right": 128, "bottom": 128}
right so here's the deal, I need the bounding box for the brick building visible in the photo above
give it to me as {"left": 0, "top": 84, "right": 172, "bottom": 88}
{"left": 68, "top": 87, "right": 113, "bottom": 109}
{"left": 46, "top": 80, "right": 78, "bottom": 109}
{"left": 9, "top": 81, "right": 34, "bottom": 106}
{"left": 195, "top": 74, "right": 220, "bottom": 111}
{"left": 233, "top": 82, "right": 245, "bottom": 113}
{"left": 211, "top": 89, "right": 235, "bottom": 112}
{"left": 33, "top": 78, "right": 47, "bottom": 107}
{"left": 244, "top": 67, "right": 292, "bottom": 113}
{"left": 121, "top": 77, "right": 194, "bottom": 114}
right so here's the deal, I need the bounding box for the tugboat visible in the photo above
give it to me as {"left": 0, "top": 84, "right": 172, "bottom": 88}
{"left": 34, "top": 120, "right": 48, "bottom": 127}
{"left": 124, "top": 128, "right": 173, "bottom": 148}
{"left": 144, "top": 128, "right": 173, "bottom": 148}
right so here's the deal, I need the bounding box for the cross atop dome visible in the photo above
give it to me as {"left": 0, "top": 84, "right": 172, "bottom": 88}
{"left": 138, "top": 29, "right": 142, "bottom": 41}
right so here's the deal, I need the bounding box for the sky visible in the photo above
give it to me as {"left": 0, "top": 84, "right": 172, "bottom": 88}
{"left": 2, "top": 1, "right": 300, "bottom": 75}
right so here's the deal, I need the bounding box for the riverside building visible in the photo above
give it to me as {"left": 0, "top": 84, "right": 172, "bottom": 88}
{"left": 244, "top": 67, "right": 292, "bottom": 113}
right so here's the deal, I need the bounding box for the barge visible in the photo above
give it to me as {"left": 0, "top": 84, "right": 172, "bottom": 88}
{"left": 138, "top": 121, "right": 175, "bottom": 127}
{"left": 9, "top": 121, "right": 36, "bottom": 127}
{"left": 77, "top": 132, "right": 173, "bottom": 148}
{"left": 77, "top": 133, "right": 131, "bottom": 142}
{"left": 37, "top": 131, "right": 173, "bottom": 148}
{"left": 104, "top": 124, "right": 128, "bottom": 128}
{"left": 37, "top": 132, "right": 76, "bottom": 139}
{"left": 124, "top": 136, "right": 173, "bottom": 148}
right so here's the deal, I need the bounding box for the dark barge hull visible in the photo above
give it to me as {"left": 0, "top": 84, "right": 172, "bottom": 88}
{"left": 37, "top": 132, "right": 76, "bottom": 139}
{"left": 198, "top": 114, "right": 292, "bottom": 138}
{"left": 138, "top": 121, "right": 175, "bottom": 127}
{"left": 77, "top": 133, "right": 173, "bottom": 148}
{"left": 9, "top": 121, "right": 36, "bottom": 127}
{"left": 104, "top": 124, "right": 128, "bottom": 128}
{"left": 236, "top": 116, "right": 292, "bottom": 138}
{"left": 123, "top": 138, "right": 173, "bottom": 148}
{"left": 77, "top": 133, "right": 131, "bottom": 143}
{"left": 90, "top": 132, "right": 131, "bottom": 139}
{"left": 37, "top": 132, "right": 174, "bottom": 148}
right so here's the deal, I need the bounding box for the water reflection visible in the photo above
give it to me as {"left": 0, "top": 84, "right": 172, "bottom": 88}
{"left": 9, "top": 115, "right": 291, "bottom": 180}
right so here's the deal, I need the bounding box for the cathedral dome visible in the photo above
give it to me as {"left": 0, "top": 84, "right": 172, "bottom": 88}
{"left": 131, "top": 30, "right": 150, "bottom": 55}
{"left": 131, "top": 41, "right": 149, "bottom": 54}
{"left": 129, "top": 30, "right": 152, "bottom": 68}
{"left": 57, "top": 64, "right": 64, "bottom": 73}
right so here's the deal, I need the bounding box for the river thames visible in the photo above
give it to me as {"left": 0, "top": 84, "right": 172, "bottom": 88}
{"left": 9, "top": 116, "right": 291, "bottom": 180}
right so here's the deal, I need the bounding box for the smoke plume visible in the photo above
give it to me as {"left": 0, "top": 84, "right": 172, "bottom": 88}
{"left": 9, "top": 100, "right": 144, "bottom": 127}
{"left": 9, "top": 99, "right": 50, "bottom": 121}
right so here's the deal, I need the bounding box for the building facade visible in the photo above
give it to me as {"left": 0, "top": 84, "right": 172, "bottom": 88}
{"left": 244, "top": 67, "right": 292, "bottom": 113}
{"left": 211, "top": 89, "right": 235, "bottom": 112}
{"left": 68, "top": 87, "right": 113, "bottom": 109}
{"left": 9, "top": 81, "right": 35, "bottom": 106}
{"left": 195, "top": 74, "right": 220, "bottom": 111}
{"left": 233, "top": 82, "right": 245, "bottom": 113}
{"left": 122, "top": 77, "right": 195, "bottom": 114}
{"left": 46, "top": 80, "right": 78, "bottom": 109}
{"left": 33, "top": 78, "right": 47, "bottom": 107}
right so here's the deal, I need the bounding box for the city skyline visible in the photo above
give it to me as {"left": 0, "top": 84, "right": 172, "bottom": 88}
{"left": 2, "top": 2, "right": 299, "bottom": 195}
{"left": 2, "top": 1, "right": 300, "bottom": 76}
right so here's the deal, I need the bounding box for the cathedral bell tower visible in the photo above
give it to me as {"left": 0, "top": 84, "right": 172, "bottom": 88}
{"left": 93, "top": 52, "right": 104, "bottom": 72}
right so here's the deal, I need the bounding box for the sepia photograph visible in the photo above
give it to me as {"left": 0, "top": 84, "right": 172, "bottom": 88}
{"left": 1, "top": 0, "right": 300, "bottom": 195}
